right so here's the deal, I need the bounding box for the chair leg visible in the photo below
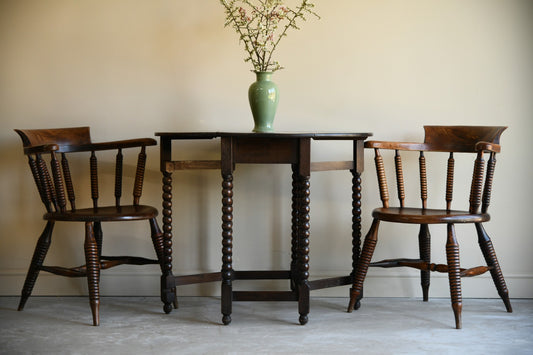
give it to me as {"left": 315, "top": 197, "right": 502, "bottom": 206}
{"left": 84, "top": 222, "right": 101, "bottom": 326}
{"left": 149, "top": 218, "right": 164, "bottom": 268}
{"left": 446, "top": 224, "right": 462, "bottom": 329}
{"left": 18, "top": 221, "right": 54, "bottom": 311}
{"left": 475, "top": 223, "right": 512, "bottom": 312}
{"left": 149, "top": 218, "right": 178, "bottom": 309}
{"left": 348, "top": 219, "right": 380, "bottom": 312}
{"left": 94, "top": 222, "right": 103, "bottom": 260}
{"left": 418, "top": 223, "right": 431, "bottom": 302}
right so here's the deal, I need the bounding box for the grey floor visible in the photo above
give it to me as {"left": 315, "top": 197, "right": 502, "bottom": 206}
{"left": 0, "top": 296, "right": 531, "bottom": 354}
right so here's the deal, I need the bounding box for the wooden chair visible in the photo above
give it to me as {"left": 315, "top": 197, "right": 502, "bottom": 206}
{"left": 347, "top": 126, "right": 512, "bottom": 329}
{"left": 15, "top": 127, "right": 165, "bottom": 326}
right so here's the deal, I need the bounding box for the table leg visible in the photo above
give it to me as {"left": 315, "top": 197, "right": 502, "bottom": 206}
{"left": 221, "top": 173, "right": 234, "bottom": 325}
{"left": 298, "top": 175, "right": 311, "bottom": 325}
{"left": 290, "top": 165, "right": 300, "bottom": 292}
{"left": 350, "top": 169, "right": 362, "bottom": 310}
{"left": 161, "top": 171, "right": 176, "bottom": 314}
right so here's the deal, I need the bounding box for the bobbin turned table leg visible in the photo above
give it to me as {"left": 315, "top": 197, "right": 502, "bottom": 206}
{"left": 290, "top": 165, "right": 301, "bottom": 292}
{"left": 221, "top": 173, "right": 234, "bottom": 325}
{"left": 297, "top": 175, "right": 311, "bottom": 325}
{"left": 161, "top": 171, "right": 176, "bottom": 314}
{"left": 349, "top": 169, "right": 363, "bottom": 309}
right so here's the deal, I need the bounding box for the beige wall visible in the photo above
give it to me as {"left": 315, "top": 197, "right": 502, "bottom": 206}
{"left": 1, "top": 0, "right": 532, "bottom": 298}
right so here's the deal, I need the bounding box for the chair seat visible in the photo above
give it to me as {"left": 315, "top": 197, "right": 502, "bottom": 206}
{"left": 44, "top": 205, "right": 158, "bottom": 222}
{"left": 372, "top": 207, "right": 490, "bottom": 224}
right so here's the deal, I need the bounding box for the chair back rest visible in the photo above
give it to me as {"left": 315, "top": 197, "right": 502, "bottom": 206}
{"left": 15, "top": 127, "right": 151, "bottom": 213}
{"left": 366, "top": 126, "right": 506, "bottom": 214}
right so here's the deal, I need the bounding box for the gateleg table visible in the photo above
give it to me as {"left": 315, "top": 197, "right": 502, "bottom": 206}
{"left": 155, "top": 132, "right": 371, "bottom": 325}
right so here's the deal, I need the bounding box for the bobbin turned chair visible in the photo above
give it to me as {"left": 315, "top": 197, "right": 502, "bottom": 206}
{"left": 347, "top": 126, "right": 512, "bottom": 329}
{"left": 15, "top": 127, "right": 166, "bottom": 326}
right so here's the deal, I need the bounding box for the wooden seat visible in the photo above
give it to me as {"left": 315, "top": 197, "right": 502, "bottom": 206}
{"left": 347, "top": 126, "right": 512, "bottom": 329}
{"left": 15, "top": 127, "right": 167, "bottom": 326}
{"left": 45, "top": 205, "right": 159, "bottom": 222}
{"left": 372, "top": 207, "right": 490, "bottom": 224}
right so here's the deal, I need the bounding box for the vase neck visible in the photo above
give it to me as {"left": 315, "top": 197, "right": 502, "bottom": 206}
{"left": 255, "top": 71, "right": 273, "bottom": 81}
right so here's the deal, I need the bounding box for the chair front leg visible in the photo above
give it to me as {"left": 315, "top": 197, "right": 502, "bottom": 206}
{"left": 149, "top": 218, "right": 164, "bottom": 271}
{"left": 85, "top": 222, "right": 101, "bottom": 326}
{"left": 475, "top": 223, "right": 512, "bottom": 312}
{"left": 446, "top": 224, "right": 462, "bottom": 329}
{"left": 418, "top": 223, "right": 431, "bottom": 301}
{"left": 18, "top": 221, "right": 54, "bottom": 311}
{"left": 348, "top": 218, "right": 380, "bottom": 312}
{"left": 94, "top": 221, "right": 103, "bottom": 260}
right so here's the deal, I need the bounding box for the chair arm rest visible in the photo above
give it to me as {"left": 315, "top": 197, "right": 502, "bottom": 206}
{"left": 57, "top": 138, "right": 157, "bottom": 153}
{"left": 476, "top": 141, "right": 501, "bottom": 153}
{"left": 24, "top": 144, "right": 59, "bottom": 155}
{"left": 365, "top": 141, "right": 429, "bottom": 151}
{"left": 366, "top": 140, "right": 501, "bottom": 153}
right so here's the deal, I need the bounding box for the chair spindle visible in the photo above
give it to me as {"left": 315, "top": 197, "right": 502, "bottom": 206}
{"left": 37, "top": 154, "right": 58, "bottom": 212}
{"left": 133, "top": 146, "right": 146, "bottom": 206}
{"left": 419, "top": 151, "right": 427, "bottom": 209}
{"left": 28, "top": 155, "right": 52, "bottom": 213}
{"left": 50, "top": 151, "right": 67, "bottom": 213}
{"left": 61, "top": 153, "right": 76, "bottom": 211}
{"left": 90, "top": 151, "right": 98, "bottom": 208}
{"left": 375, "top": 149, "right": 389, "bottom": 208}
{"left": 115, "top": 149, "right": 123, "bottom": 207}
{"left": 394, "top": 150, "right": 405, "bottom": 208}
{"left": 469, "top": 151, "right": 485, "bottom": 214}
{"left": 446, "top": 152, "right": 455, "bottom": 211}
{"left": 482, "top": 152, "right": 496, "bottom": 213}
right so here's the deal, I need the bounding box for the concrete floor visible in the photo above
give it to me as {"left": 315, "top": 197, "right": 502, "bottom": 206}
{"left": 0, "top": 296, "right": 531, "bottom": 354}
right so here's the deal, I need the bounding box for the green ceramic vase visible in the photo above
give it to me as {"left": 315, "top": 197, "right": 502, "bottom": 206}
{"left": 248, "top": 71, "right": 279, "bottom": 133}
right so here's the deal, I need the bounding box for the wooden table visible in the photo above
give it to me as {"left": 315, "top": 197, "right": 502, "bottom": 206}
{"left": 155, "top": 132, "right": 371, "bottom": 325}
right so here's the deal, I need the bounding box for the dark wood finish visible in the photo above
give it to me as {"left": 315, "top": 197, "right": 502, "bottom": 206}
{"left": 418, "top": 224, "right": 431, "bottom": 301}
{"left": 15, "top": 127, "right": 165, "bottom": 326}
{"left": 347, "top": 125, "right": 512, "bottom": 329}
{"left": 370, "top": 258, "right": 493, "bottom": 277}
{"left": 155, "top": 131, "right": 371, "bottom": 325}
{"left": 166, "top": 160, "right": 221, "bottom": 171}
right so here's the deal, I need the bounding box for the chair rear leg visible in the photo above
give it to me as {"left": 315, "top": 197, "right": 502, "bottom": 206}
{"left": 348, "top": 219, "right": 380, "bottom": 312}
{"left": 418, "top": 223, "right": 431, "bottom": 302}
{"left": 149, "top": 218, "right": 178, "bottom": 309}
{"left": 18, "top": 221, "right": 54, "bottom": 311}
{"left": 475, "top": 223, "right": 512, "bottom": 312}
{"left": 446, "top": 224, "right": 462, "bottom": 329}
{"left": 84, "top": 222, "right": 101, "bottom": 326}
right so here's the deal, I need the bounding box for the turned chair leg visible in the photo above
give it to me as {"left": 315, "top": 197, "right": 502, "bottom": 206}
{"left": 149, "top": 218, "right": 178, "bottom": 309}
{"left": 446, "top": 224, "right": 462, "bottom": 329}
{"left": 18, "top": 221, "right": 55, "bottom": 311}
{"left": 475, "top": 223, "right": 512, "bottom": 312}
{"left": 418, "top": 224, "right": 431, "bottom": 302}
{"left": 94, "top": 222, "right": 103, "bottom": 260}
{"left": 348, "top": 219, "right": 380, "bottom": 312}
{"left": 84, "top": 222, "right": 101, "bottom": 326}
